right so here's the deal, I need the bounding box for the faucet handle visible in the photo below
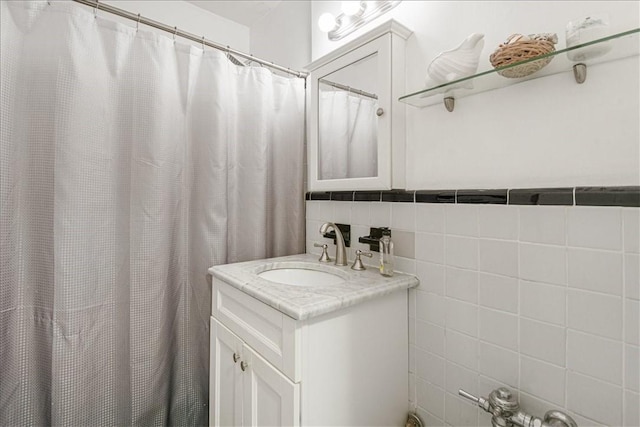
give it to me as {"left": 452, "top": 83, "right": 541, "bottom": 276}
{"left": 458, "top": 389, "right": 491, "bottom": 413}
{"left": 351, "top": 249, "right": 373, "bottom": 270}
{"left": 313, "top": 243, "right": 331, "bottom": 262}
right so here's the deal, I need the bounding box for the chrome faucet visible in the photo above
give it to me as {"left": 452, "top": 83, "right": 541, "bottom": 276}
{"left": 319, "top": 222, "right": 348, "bottom": 266}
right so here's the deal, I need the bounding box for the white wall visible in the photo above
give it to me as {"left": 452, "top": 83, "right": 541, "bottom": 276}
{"left": 99, "top": 0, "right": 250, "bottom": 51}
{"left": 305, "top": 2, "right": 640, "bottom": 427}
{"left": 249, "top": 1, "right": 311, "bottom": 71}
{"left": 306, "top": 199, "right": 640, "bottom": 427}
{"left": 311, "top": 1, "right": 640, "bottom": 189}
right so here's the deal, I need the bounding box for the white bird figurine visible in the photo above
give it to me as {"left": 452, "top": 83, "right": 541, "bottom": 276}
{"left": 426, "top": 33, "right": 485, "bottom": 89}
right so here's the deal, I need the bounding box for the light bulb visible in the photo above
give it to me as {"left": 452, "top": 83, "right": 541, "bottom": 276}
{"left": 318, "top": 12, "right": 337, "bottom": 32}
{"left": 341, "top": 1, "right": 362, "bottom": 16}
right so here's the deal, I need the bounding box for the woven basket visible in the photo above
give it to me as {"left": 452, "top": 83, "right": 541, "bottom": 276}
{"left": 489, "top": 39, "right": 556, "bottom": 78}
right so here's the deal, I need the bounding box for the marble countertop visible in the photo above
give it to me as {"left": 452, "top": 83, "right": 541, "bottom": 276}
{"left": 208, "top": 253, "right": 419, "bottom": 321}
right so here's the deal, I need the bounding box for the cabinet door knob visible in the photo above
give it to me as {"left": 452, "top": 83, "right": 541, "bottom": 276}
{"left": 232, "top": 353, "right": 240, "bottom": 363}
{"left": 376, "top": 107, "right": 384, "bottom": 116}
{"left": 240, "top": 361, "right": 248, "bottom": 372}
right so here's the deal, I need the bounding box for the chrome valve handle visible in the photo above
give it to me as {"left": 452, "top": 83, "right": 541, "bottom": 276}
{"left": 458, "top": 389, "right": 490, "bottom": 412}
{"left": 458, "top": 388, "right": 578, "bottom": 427}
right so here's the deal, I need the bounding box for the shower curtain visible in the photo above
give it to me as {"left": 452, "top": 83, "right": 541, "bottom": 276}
{"left": 0, "top": 1, "right": 305, "bottom": 425}
{"left": 318, "top": 90, "right": 378, "bottom": 180}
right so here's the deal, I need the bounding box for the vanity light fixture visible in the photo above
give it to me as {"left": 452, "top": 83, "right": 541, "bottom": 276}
{"left": 318, "top": 1, "right": 402, "bottom": 41}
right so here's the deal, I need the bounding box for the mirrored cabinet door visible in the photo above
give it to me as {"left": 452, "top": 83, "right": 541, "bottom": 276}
{"left": 307, "top": 20, "right": 411, "bottom": 191}
{"left": 318, "top": 52, "right": 380, "bottom": 181}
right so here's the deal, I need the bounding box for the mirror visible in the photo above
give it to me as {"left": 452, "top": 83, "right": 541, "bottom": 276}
{"left": 307, "top": 20, "right": 411, "bottom": 191}
{"left": 318, "top": 53, "right": 380, "bottom": 180}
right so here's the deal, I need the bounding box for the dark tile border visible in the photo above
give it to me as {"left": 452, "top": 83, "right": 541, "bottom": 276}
{"left": 382, "top": 190, "right": 415, "bottom": 202}
{"left": 308, "top": 191, "right": 330, "bottom": 201}
{"left": 457, "top": 189, "right": 507, "bottom": 205}
{"left": 331, "top": 191, "right": 354, "bottom": 201}
{"left": 509, "top": 188, "right": 574, "bottom": 206}
{"left": 415, "top": 190, "right": 455, "bottom": 204}
{"left": 306, "top": 186, "right": 640, "bottom": 208}
{"left": 354, "top": 191, "right": 381, "bottom": 202}
{"left": 575, "top": 186, "right": 640, "bottom": 207}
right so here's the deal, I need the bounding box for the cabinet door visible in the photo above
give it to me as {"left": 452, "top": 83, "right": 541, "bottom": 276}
{"left": 242, "top": 344, "right": 300, "bottom": 427}
{"left": 210, "top": 318, "right": 243, "bottom": 427}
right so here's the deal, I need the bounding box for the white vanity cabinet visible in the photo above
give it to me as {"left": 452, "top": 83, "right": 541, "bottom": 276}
{"left": 209, "top": 274, "right": 411, "bottom": 427}
{"left": 210, "top": 317, "right": 299, "bottom": 427}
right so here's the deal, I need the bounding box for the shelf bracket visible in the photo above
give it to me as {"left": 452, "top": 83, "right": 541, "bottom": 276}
{"left": 444, "top": 97, "right": 455, "bottom": 112}
{"left": 573, "top": 63, "right": 587, "bottom": 84}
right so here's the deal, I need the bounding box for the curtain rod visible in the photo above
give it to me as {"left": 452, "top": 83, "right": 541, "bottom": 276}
{"left": 319, "top": 78, "right": 378, "bottom": 100}
{"left": 71, "top": 0, "right": 309, "bottom": 79}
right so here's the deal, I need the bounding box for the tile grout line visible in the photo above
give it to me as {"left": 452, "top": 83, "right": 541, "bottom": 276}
{"left": 563, "top": 205, "right": 570, "bottom": 411}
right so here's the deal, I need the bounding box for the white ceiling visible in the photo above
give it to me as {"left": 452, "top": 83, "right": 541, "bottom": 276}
{"left": 186, "top": 1, "right": 283, "bottom": 27}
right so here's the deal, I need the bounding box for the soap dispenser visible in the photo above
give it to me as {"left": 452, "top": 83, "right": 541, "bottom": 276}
{"left": 379, "top": 228, "right": 394, "bottom": 277}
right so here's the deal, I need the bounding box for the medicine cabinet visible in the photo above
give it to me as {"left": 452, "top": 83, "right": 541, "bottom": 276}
{"left": 306, "top": 20, "right": 412, "bottom": 191}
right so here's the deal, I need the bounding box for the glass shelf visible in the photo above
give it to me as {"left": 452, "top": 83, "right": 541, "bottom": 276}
{"left": 399, "top": 28, "right": 639, "bottom": 109}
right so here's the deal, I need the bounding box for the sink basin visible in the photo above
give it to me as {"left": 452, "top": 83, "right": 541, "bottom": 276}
{"left": 258, "top": 268, "right": 345, "bottom": 287}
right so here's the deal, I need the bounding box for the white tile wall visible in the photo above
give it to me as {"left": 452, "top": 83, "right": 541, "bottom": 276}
{"left": 416, "top": 319, "right": 445, "bottom": 356}
{"left": 444, "top": 204, "right": 479, "bottom": 237}
{"left": 519, "top": 318, "right": 566, "bottom": 366}
{"left": 519, "top": 280, "right": 566, "bottom": 326}
{"left": 478, "top": 205, "right": 518, "bottom": 240}
{"left": 446, "top": 361, "right": 478, "bottom": 396}
{"left": 519, "top": 206, "right": 565, "bottom": 245}
{"left": 626, "top": 298, "right": 639, "bottom": 345}
{"left": 392, "top": 203, "right": 416, "bottom": 231}
{"left": 568, "top": 248, "right": 623, "bottom": 295}
{"left": 416, "top": 261, "right": 444, "bottom": 295}
{"left": 446, "top": 267, "right": 478, "bottom": 304}
{"left": 444, "top": 392, "right": 478, "bottom": 426}
{"left": 416, "top": 204, "right": 445, "bottom": 233}
{"left": 478, "top": 342, "right": 519, "bottom": 387}
{"left": 479, "top": 308, "right": 518, "bottom": 351}
{"left": 478, "top": 273, "right": 518, "bottom": 314}
{"left": 445, "top": 329, "right": 478, "bottom": 370}
{"left": 445, "top": 235, "right": 478, "bottom": 270}
{"left": 416, "top": 378, "right": 445, "bottom": 420}
{"left": 625, "top": 344, "right": 639, "bottom": 392}
{"left": 305, "top": 201, "right": 638, "bottom": 426}
{"left": 479, "top": 239, "right": 518, "bottom": 277}
{"left": 567, "top": 289, "right": 623, "bottom": 340}
{"left": 567, "top": 372, "right": 622, "bottom": 426}
{"left": 567, "top": 207, "right": 622, "bottom": 251}
{"left": 624, "top": 390, "right": 639, "bottom": 427}
{"left": 625, "top": 253, "right": 640, "bottom": 300}
{"left": 520, "top": 356, "right": 566, "bottom": 404}
{"left": 623, "top": 208, "right": 640, "bottom": 253}
{"left": 567, "top": 330, "right": 623, "bottom": 385}
{"left": 416, "top": 348, "right": 445, "bottom": 388}
{"left": 415, "top": 232, "right": 444, "bottom": 264}
{"left": 519, "top": 243, "right": 566, "bottom": 285}
{"left": 445, "top": 298, "right": 478, "bottom": 337}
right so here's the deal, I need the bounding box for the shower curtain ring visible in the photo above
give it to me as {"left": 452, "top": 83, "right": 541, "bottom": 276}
{"left": 201, "top": 36, "right": 206, "bottom": 51}
{"left": 94, "top": 0, "right": 99, "bottom": 18}
{"left": 136, "top": 13, "right": 141, "bottom": 32}
{"left": 173, "top": 26, "right": 178, "bottom": 43}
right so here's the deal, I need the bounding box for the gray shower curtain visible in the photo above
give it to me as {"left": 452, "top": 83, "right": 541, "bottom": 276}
{"left": 0, "top": 1, "right": 305, "bottom": 425}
